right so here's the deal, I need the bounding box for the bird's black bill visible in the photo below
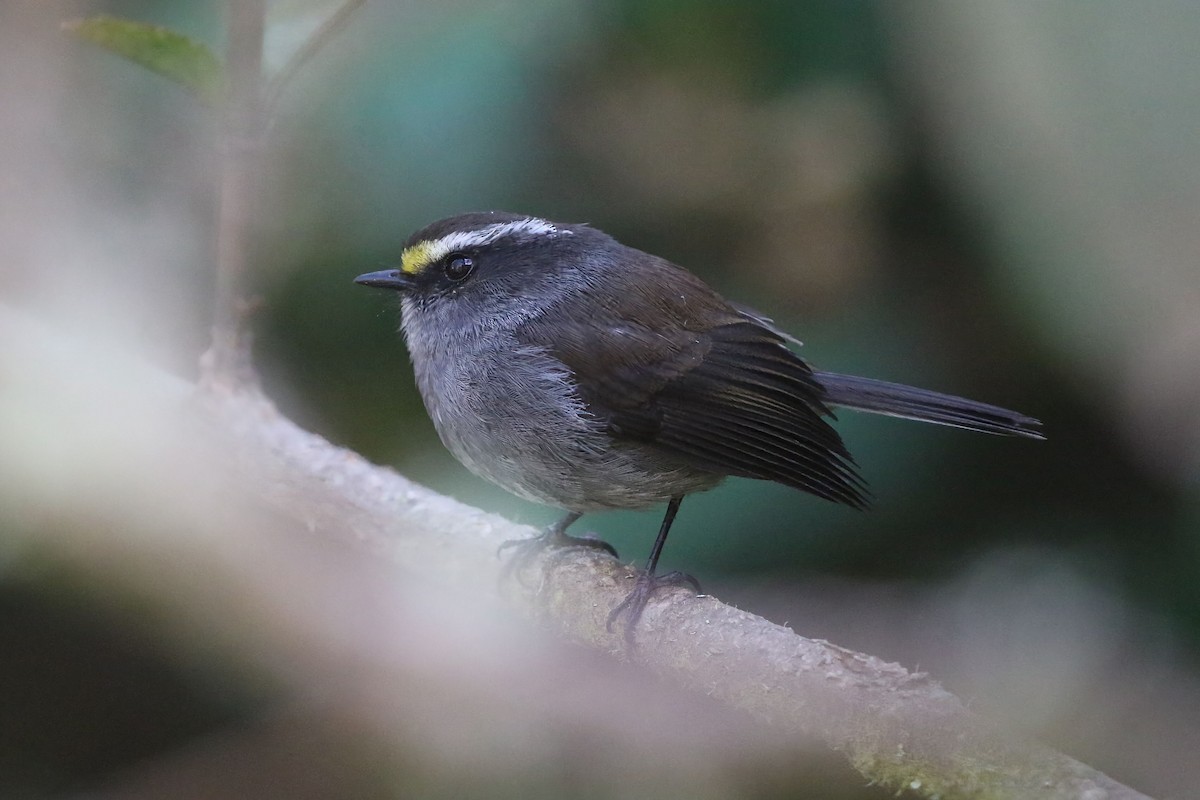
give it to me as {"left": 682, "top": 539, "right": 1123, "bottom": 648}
{"left": 354, "top": 269, "right": 413, "bottom": 291}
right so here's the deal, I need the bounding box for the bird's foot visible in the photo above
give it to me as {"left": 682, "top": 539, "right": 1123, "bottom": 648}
{"left": 607, "top": 570, "right": 701, "bottom": 646}
{"left": 498, "top": 526, "right": 618, "bottom": 584}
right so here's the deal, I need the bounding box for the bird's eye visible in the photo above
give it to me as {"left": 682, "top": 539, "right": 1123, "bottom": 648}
{"left": 443, "top": 254, "right": 475, "bottom": 281}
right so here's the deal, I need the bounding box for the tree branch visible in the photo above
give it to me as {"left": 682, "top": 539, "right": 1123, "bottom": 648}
{"left": 0, "top": 306, "right": 1152, "bottom": 799}
{"left": 198, "top": 381, "right": 1152, "bottom": 800}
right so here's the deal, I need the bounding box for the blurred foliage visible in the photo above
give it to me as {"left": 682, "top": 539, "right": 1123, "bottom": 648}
{"left": 3, "top": 0, "right": 1200, "bottom": 795}
{"left": 64, "top": 14, "right": 223, "bottom": 103}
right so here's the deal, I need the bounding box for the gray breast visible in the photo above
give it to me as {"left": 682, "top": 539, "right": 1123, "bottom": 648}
{"left": 406, "top": 326, "right": 722, "bottom": 511}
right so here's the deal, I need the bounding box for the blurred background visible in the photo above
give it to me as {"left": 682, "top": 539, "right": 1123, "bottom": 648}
{"left": 2, "top": 0, "right": 1199, "bottom": 797}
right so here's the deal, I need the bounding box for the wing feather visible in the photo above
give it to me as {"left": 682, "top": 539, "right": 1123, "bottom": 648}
{"left": 517, "top": 300, "right": 868, "bottom": 508}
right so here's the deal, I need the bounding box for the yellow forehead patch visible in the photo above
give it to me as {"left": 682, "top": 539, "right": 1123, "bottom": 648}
{"left": 400, "top": 241, "right": 435, "bottom": 275}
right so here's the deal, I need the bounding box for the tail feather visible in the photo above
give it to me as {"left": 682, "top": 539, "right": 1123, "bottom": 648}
{"left": 813, "top": 371, "right": 1044, "bottom": 440}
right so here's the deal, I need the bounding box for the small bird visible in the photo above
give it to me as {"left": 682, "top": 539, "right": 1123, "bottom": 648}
{"left": 356, "top": 211, "right": 1043, "bottom": 642}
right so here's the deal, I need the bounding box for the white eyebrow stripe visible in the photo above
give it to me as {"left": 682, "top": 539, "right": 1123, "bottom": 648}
{"left": 424, "top": 218, "right": 569, "bottom": 262}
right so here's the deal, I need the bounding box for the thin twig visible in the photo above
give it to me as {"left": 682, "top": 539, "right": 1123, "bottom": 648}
{"left": 262, "top": 0, "right": 368, "bottom": 127}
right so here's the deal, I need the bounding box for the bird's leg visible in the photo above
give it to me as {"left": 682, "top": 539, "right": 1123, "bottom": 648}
{"left": 607, "top": 496, "right": 700, "bottom": 645}
{"left": 498, "top": 511, "right": 618, "bottom": 581}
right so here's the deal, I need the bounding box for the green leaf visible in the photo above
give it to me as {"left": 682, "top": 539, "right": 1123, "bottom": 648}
{"left": 63, "top": 15, "right": 223, "bottom": 104}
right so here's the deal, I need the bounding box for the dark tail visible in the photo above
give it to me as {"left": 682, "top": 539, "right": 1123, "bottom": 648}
{"left": 814, "top": 371, "right": 1044, "bottom": 440}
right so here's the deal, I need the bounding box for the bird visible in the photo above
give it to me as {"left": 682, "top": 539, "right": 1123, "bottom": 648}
{"left": 355, "top": 211, "right": 1043, "bottom": 643}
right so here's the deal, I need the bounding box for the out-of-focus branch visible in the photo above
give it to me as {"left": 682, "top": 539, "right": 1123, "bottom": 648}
{"left": 0, "top": 306, "right": 1154, "bottom": 798}
{"left": 204, "top": 1, "right": 265, "bottom": 387}
{"left": 199, "top": 384, "right": 1151, "bottom": 800}
{"left": 204, "top": 1, "right": 366, "bottom": 384}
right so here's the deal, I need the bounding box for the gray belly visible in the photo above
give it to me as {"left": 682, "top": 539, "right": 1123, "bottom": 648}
{"left": 413, "top": 340, "right": 721, "bottom": 511}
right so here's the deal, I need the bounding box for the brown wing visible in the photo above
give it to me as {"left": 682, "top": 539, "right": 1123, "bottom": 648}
{"left": 515, "top": 284, "right": 867, "bottom": 508}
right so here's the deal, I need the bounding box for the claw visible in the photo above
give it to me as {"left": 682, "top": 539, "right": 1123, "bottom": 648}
{"left": 498, "top": 520, "right": 618, "bottom": 585}
{"left": 606, "top": 570, "right": 701, "bottom": 645}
